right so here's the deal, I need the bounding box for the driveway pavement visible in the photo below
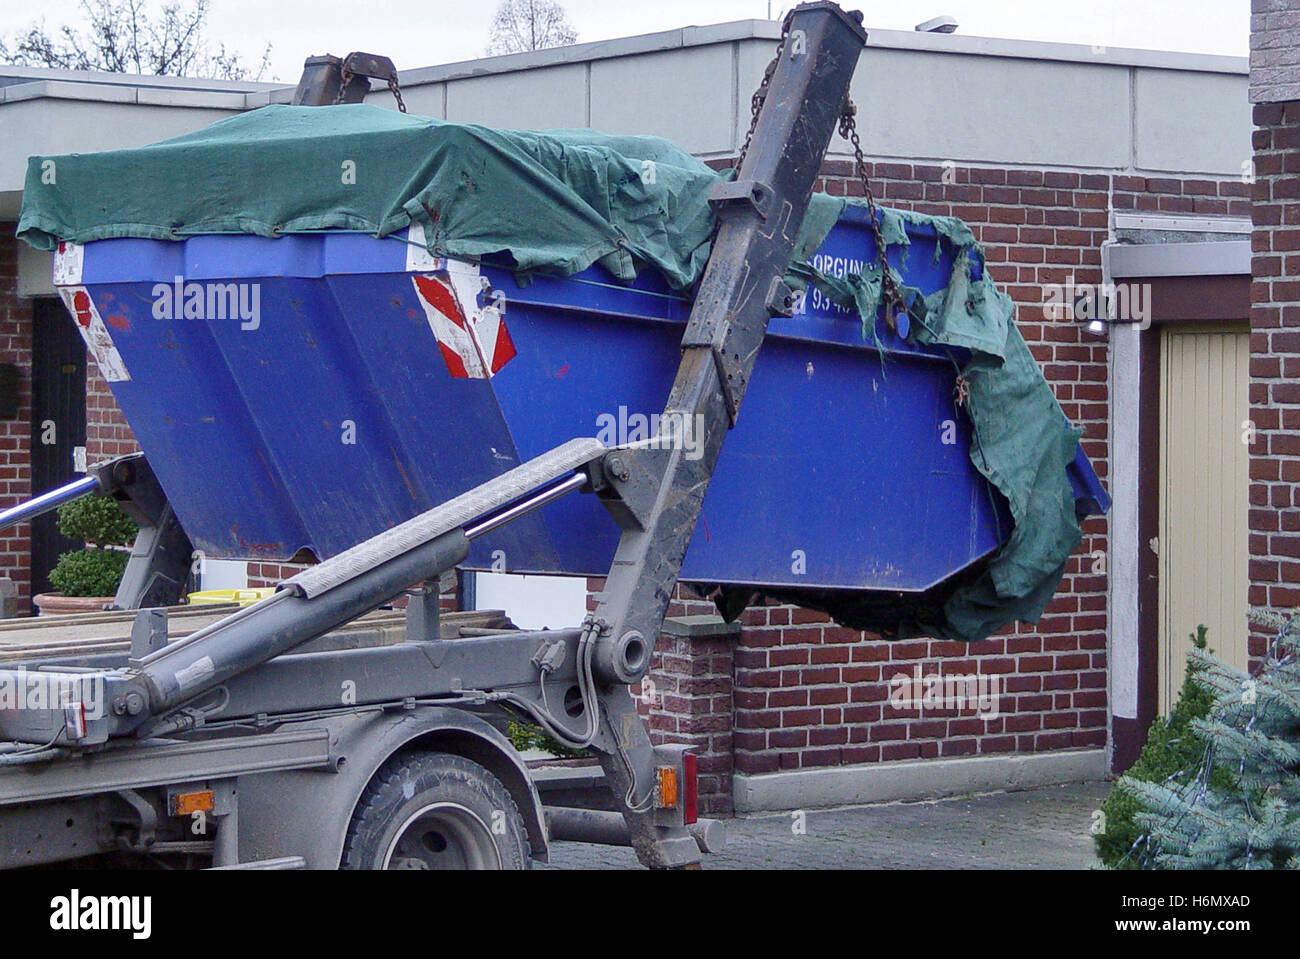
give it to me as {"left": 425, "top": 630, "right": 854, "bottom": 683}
{"left": 540, "top": 781, "right": 1110, "bottom": 869}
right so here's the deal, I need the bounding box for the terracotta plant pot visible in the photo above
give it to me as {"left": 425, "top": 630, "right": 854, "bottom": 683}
{"left": 32, "top": 592, "right": 113, "bottom": 616}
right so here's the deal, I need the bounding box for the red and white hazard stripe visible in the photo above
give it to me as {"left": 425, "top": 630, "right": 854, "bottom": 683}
{"left": 53, "top": 242, "right": 130, "bottom": 382}
{"left": 58, "top": 285, "right": 130, "bottom": 383}
{"left": 411, "top": 259, "right": 516, "bottom": 380}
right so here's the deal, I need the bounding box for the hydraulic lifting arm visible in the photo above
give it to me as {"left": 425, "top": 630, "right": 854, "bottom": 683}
{"left": 576, "top": 2, "right": 869, "bottom": 866}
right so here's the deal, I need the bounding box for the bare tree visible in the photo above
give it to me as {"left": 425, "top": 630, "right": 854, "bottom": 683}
{"left": 486, "top": 0, "right": 578, "bottom": 56}
{"left": 0, "top": 0, "right": 271, "bottom": 81}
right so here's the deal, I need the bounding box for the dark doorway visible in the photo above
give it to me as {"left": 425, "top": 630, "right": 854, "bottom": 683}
{"left": 30, "top": 298, "right": 87, "bottom": 601}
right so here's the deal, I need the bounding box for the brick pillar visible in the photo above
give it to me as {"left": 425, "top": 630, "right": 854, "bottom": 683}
{"left": 639, "top": 613, "right": 738, "bottom": 817}
{"left": 1249, "top": 98, "right": 1300, "bottom": 664}
{"left": 0, "top": 228, "right": 33, "bottom": 612}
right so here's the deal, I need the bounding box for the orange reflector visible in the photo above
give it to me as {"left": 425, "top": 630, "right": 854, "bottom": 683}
{"left": 170, "top": 790, "right": 215, "bottom": 816}
{"left": 656, "top": 765, "right": 678, "bottom": 809}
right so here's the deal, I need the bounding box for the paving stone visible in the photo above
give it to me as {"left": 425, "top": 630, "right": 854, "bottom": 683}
{"left": 539, "top": 781, "right": 1110, "bottom": 869}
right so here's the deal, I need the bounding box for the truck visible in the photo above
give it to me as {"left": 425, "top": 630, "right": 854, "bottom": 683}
{"left": 0, "top": 2, "right": 1106, "bottom": 870}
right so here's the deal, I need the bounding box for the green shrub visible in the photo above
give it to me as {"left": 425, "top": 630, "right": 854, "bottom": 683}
{"left": 55, "top": 495, "right": 137, "bottom": 547}
{"left": 46, "top": 496, "right": 138, "bottom": 598}
{"left": 48, "top": 548, "right": 130, "bottom": 598}
{"left": 1094, "top": 625, "right": 1235, "bottom": 867}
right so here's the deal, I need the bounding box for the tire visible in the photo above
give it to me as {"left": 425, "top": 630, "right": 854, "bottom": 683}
{"left": 341, "top": 752, "right": 531, "bottom": 870}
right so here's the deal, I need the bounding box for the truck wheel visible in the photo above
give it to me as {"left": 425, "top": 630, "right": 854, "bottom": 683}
{"left": 341, "top": 752, "right": 531, "bottom": 870}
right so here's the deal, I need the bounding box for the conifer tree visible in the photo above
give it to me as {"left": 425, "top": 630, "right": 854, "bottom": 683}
{"left": 1119, "top": 611, "right": 1300, "bottom": 869}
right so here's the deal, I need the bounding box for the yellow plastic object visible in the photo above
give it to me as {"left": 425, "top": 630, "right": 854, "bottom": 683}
{"left": 186, "top": 588, "right": 275, "bottom": 607}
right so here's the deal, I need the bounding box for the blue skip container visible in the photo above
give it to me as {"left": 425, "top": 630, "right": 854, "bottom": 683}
{"left": 51, "top": 206, "right": 1106, "bottom": 595}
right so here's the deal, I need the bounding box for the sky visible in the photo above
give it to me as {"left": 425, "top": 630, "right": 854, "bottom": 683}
{"left": 0, "top": 0, "right": 1250, "bottom": 84}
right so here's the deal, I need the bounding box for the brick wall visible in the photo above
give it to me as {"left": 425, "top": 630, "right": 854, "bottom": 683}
{"left": 246, "top": 562, "right": 310, "bottom": 589}
{"left": 628, "top": 158, "right": 1248, "bottom": 782}
{"left": 1248, "top": 98, "right": 1300, "bottom": 660}
{"left": 1251, "top": 0, "right": 1300, "bottom": 105}
{"left": 84, "top": 360, "right": 137, "bottom": 464}
{"left": 0, "top": 229, "right": 32, "bottom": 611}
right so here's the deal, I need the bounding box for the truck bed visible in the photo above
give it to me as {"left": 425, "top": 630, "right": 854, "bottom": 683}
{"left": 0, "top": 604, "right": 516, "bottom": 665}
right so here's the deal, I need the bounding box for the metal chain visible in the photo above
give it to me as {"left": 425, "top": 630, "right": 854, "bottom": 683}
{"left": 738, "top": 17, "right": 791, "bottom": 169}
{"left": 387, "top": 75, "right": 408, "bottom": 114}
{"left": 838, "top": 101, "right": 907, "bottom": 331}
{"left": 331, "top": 56, "right": 408, "bottom": 113}
{"left": 331, "top": 61, "right": 352, "bottom": 105}
{"left": 741, "top": 20, "right": 907, "bottom": 334}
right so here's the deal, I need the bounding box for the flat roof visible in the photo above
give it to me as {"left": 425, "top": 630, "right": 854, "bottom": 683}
{"left": 391, "top": 21, "right": 1248, "bottom": 89}
{"left": 0, "top": 19, "right": 1248, "bottom": 111}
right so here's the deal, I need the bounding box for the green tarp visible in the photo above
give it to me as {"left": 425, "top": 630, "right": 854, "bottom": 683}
{"left": 16, "top": 104, "right": 1089, "bottom": 642}
{"left": 17, "top": 103, "right": 720, "bottom": 290}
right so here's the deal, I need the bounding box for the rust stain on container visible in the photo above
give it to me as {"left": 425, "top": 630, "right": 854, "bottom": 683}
{"left": 392, "top": 447, "right": 418, "bottom": 501}
{"left": 230, "top": 525, "right": 281, "bottom": 556}
{"left": 255, "top": 449, "right": 278, "bottom": 485}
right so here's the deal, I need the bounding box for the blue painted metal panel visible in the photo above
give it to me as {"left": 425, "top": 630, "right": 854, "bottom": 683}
{"left": 67, "top": 209, "right": 1104, "bottom": 592}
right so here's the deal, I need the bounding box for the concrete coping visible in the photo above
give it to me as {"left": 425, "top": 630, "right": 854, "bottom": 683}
{"left": 0, "top": 64, "right": 276, "bottom": 109}
{"left": 733, "top": 748, "right": 1108, "bottom": 812}
{"left": 662, "top": 614, "right": 742, "bottom": 640}
{"left": 377, "top": 21, "right": 1246, "bottom": 93}
{"left": 0, "top": 79, "right": 251, "bottom": 110}
{"left": 1, "top": 17, "right": 1247, "bottom": 113}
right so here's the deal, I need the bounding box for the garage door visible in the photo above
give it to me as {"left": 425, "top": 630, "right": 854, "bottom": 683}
{"left": 1157, "top": 324, "right": 1250, "bottom": 714}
